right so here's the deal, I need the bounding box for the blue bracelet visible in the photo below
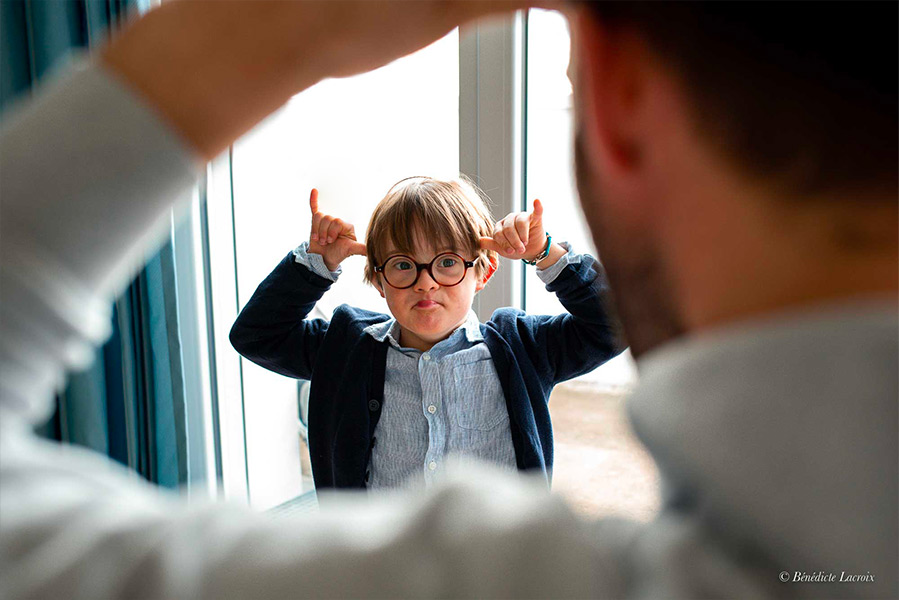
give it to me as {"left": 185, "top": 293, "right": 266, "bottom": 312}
{"left": 522, "top": 233, "right": 552, "bottom": 265}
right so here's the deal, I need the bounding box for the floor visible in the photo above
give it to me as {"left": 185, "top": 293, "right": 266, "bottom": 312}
{"left": 548, "top": 382, "right": 661, "bottom": 522}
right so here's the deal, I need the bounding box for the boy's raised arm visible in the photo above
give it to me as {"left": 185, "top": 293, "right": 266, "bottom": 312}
{"left": 481, "top": 200, "right": 625, "bottom": 381}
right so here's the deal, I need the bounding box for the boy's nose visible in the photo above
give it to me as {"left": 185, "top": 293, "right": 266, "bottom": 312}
{"left": 414, "top": 268, "right": 439, "bottom": 292}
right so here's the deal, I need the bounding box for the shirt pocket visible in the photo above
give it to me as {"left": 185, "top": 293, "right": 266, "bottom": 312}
{"left": 450, "top": 359, "right": 507, "bottom": 431}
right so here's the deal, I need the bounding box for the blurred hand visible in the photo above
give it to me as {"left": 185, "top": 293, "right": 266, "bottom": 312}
{"left": 307, "top": 189, "right": 367, "bottom": 272}
{"left": 103, "top": 1, "right": 547, "bottom": 159}
{"left": 480, "top": 199, "right": 547, "bottom": 261}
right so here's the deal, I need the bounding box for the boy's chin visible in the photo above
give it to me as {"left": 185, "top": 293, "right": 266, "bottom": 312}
{"left": 411, "top": 326, "right": 451, "bottom": 343}
{"left": 402, "top": 322, "right": 455, "bottom": 347}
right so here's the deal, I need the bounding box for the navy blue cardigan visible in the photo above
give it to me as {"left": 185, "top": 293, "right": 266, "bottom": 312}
{"left": 230, "top": 251, "right": 625, "bottom": 489}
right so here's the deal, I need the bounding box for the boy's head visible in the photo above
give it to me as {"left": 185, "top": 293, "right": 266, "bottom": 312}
{"left": 363, "top": 176, "right": 497, "bottom": 284}
{"left": 363, "top": 176, "right": 499, "bottom": 351}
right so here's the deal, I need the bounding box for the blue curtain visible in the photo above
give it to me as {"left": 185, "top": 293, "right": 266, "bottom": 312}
{"left": 1, "top": 0, "right": 190, "bottom": 489}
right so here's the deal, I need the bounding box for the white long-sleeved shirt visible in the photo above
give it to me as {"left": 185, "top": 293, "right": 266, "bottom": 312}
{"left": 1, "top": 59, "right": 896, "bottom": 599}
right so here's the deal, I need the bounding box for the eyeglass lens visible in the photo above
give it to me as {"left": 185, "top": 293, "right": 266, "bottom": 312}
{"left": 383, "top": 253, "right": 466, "bottom": 288}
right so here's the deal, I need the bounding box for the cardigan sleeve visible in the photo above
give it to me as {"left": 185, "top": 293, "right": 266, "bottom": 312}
{"left": 229, "top": 251, "right": 332, "bottom": 379}
{"left": 495, "top": 254, "right": 626, "bottom": 384}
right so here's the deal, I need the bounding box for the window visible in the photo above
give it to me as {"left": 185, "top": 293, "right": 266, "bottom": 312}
{"left": 212, "top": 32, "right": 459, "bottom": 510}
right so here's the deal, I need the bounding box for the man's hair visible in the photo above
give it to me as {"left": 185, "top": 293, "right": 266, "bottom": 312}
{"left": 586, "top": 1, "right": 897, "bottom": 198}
{"left": 363, "top": 176, "right": 497, "bottom": 285}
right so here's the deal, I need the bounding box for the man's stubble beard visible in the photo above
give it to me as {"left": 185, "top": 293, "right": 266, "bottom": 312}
{"left": 573, "top": 133, "right": 686, "bottom": 358}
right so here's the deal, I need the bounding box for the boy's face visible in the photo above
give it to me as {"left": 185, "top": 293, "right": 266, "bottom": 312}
{"left": 375, "top": 233, "right": 489, "bottom": 352}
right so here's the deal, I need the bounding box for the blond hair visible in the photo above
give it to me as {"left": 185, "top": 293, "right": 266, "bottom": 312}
{"left": 363, "top": 176, "right": 497, "bottom": 285}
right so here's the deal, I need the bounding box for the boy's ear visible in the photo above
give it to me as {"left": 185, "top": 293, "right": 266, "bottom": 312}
{"left": 374, "top": 276, "right": 386, "bottom": 298}
{"left": 475, "top": 254, "right": 498, "bottom": 292}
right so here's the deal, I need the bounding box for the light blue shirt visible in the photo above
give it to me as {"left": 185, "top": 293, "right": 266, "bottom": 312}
{"left": 294, "top": 241, "right": 578, "bottom": 488}
{"left": 362, "top": 312, "right": 515, "bottom": 489}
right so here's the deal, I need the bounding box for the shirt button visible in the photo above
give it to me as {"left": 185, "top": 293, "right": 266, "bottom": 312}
{"left": 428, "top": 461, "right": 437, "bottom": 471}
{"left": 368, "top": 399, "right": 380, "bottom": 412}
{"left": 427, "top": 404, "right": 437, "bottom": 414}
{"left": 422, "top": 353, "right": 431, "bottom": 361}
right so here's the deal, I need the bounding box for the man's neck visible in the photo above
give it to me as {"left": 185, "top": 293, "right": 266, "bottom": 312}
{"left": 671, "top": 187, "right": 898, "bottom": 334}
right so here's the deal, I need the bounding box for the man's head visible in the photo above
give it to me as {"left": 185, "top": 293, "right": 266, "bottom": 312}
{"left": 364, "top": 176, "right": 498, "bottom": 351}
{"left": 569, "top": 2, "right": 898, "bottom": 357}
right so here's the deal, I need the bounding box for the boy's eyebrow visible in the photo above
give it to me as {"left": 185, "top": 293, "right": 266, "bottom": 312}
{"left": 383, "top": 247, "right": 463, "bottom": 261}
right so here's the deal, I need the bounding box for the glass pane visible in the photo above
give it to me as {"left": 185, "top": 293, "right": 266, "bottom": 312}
{"left": 525, "top": 10, "right": 654, "bottom": 520}
{"left": 525, "top": 9, "right": 636, "bottom": 391}
{"left": 230, "top": 32, "right": 459, "bottom": 510}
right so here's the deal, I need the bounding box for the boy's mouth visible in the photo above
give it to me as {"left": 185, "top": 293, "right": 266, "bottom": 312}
{"left": 414, "top": 300, "right": 440, "bottom": 309}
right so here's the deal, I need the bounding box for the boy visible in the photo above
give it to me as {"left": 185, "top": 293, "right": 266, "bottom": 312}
{"left": 230, "top": 176, "right": 624, "bottom": 491}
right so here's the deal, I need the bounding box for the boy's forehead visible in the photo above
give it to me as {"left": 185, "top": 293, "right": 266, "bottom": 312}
{"left": 380, "top": 225, "right": 457, "bottom": 257}
{"left": 383, "top": 237, "right": 456, "bottom": 258}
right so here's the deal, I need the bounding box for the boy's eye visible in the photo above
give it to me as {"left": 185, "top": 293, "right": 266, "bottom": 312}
{"left": 438, "top": 257, "right": 458, "bottom": 269}
{"left": 394, "top": 260, "right": 414, "bottom": 271}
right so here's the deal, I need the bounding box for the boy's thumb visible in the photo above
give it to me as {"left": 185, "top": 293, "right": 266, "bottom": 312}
{"left": 348, "top": 241, "right": 368, "bottom": 256}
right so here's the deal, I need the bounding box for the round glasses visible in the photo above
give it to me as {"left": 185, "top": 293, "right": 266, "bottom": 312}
{"left": 373, "top": 252, "right": 476, "bottom": 289}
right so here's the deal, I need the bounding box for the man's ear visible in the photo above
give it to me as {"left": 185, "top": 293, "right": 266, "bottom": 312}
{"left": 572, "top": 9, "right": 648, "bottom": 185}
{"left": 475, "top": 254, "right": 498, "bottom": 292}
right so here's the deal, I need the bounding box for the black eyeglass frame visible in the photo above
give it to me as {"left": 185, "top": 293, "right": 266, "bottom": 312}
{"left": 373, "top": 252, "right": 477, "bottom": 290}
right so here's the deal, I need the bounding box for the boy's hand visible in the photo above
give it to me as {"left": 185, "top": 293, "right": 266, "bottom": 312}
{"left": 308, "top": 189, "right": 367, "bottom": 271}
{"left": 479, "top": 199, "right": 548, "bottom": 260}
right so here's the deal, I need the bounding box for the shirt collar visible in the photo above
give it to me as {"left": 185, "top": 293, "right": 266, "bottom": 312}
{"left": 363, "top": 319, "right": 403, "bottom": 346}
{"left": 459, "top": 310, "right": 484, "bottom": 342}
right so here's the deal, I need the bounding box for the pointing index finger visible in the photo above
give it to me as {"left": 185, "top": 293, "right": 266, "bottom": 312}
{"left": 309, "top": 188, "right": 319, "bottom": 214}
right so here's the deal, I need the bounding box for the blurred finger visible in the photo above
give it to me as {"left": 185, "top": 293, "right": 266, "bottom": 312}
{"left": 531, "top": 198, "right": 544, "bottom": 220}
{"left": 309, "top": 188, "right": 319, "bottom": 214}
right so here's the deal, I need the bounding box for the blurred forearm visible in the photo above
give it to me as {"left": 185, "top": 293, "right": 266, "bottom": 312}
{"left": 102, "top": 0, "right": 534, "bottom": 160}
